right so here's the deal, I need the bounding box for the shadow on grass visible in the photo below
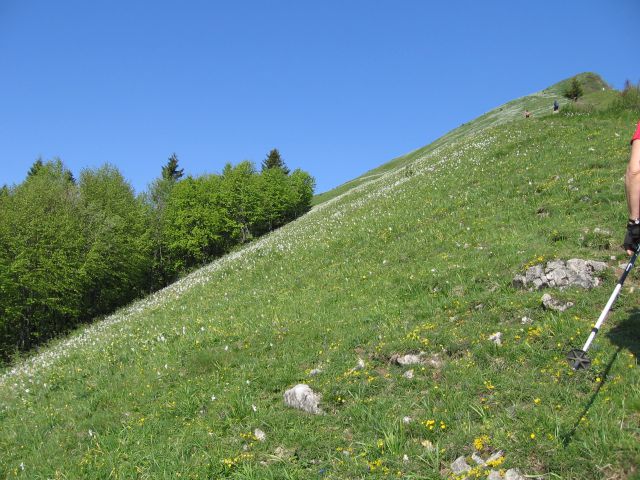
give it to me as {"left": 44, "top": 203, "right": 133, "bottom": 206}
{"left": 561, "top": 308, "right": 640, "bottom": 447}
{"left": 607, "top": 308, "right": 640, "bottom": 359}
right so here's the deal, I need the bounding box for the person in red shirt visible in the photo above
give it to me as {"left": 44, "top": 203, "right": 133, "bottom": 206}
{"left": 623, "top": 120, "right": 640, "bottom": 254}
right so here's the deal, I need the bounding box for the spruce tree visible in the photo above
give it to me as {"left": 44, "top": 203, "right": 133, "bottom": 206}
{"left": 162, "top": 153, "right": 184, "bottom": 181}
{"left": 27, "top": 158, "right": 44, "bottom": 178}
{"left": 261, "top": 148, "right": 290, "bottom": 175}
{"left": 563, "top": 78, "right": 584, "bottom": 102}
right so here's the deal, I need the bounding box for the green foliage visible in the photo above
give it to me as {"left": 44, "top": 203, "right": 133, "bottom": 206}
{"left": 162, "top": 153, "right": 184, "bottom": 181}
{"left": 0, "top": 149, "right": 314, "bottom": 359}
{"left": 0, "top": 161, "right": 152, "bottom": 360}
{"left": 162, "top": 175, "right": 229, "bottom": 276}
{"left": 77, "top": 165, "right": 152, "bottom": 318}
{"left": 26, "top": 158, "right": 44, "bottom": 178}
{"left": 610, "top": 80, "right": 640, "bottom": 114}
{"left": 221, "top": 161, "right": 262, "bottom": 243}
{"left": 261, "top": 148, "right": 290, "bottom": 174}
{"left": 147, "top": 155, "right": 186, "bottom": 287}
{"left": 286, "top": 169, "right": 315, "bottom": 219}
{"left": 0, "top": 160, "right": 84, "bottom": 356}
{"left": 563, "top": 77, "right": 584, "bottom": 102}
{"left": 161, "top": 161, "right": 316, "bottom": 276}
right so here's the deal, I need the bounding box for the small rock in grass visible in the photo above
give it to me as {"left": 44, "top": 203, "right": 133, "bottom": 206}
{"left": 505, "top": 469, "right": 525, "bottom": 480}
{"left": 424, "top": 353, "right": 444, "bottom": 368}
{"left": 402, "top": 416, "right": 413, "bottom": 424}
{"left": 274, "top": 446, "right": 294, "bottom": 459}
{"left": 260, "top": 446, "right": 295, "bottom": 465}
{"left": 471, "top": 452, "right": 486, "bottom": 465}
{"left": 520, "top": 316, "right": 533, "bottom": 325}
{"left": 283, "top": 384, "right": 323, "bottom": 415}
{"left": 403, "top": 454, "right": 409, "bottom": 464}
{"left": 393, "top": 353, "right": 423, "bottom": 366}
{"left": 403, "top": 369, "right": 414, "bottom": 379}
{"left": 421, "top": 439, "right": 435, "bottom": 451}
{"left": 489, "top": 332, "right": 502, "bottom": 346}
{"left": 450, "top": 456, "right": 471, "bottom": 474}
{"left": 486, "top": 450, "right": 504, "bottom": 465}
{"left": 391, "top": 352, "right": 444, "bottom": 368}
{"left": 355, "top": 357, "right": 365, "bottom": 370}
{"left": 254, "top": 428, "right": 266, "bottom": 441}
{"left": 487, "top": 470, "right": 502, "bottom": 480}
{"left": 541, "top": 293, "right": 574, "bottom": 312}
{"left": 309, "top": 368, "right": 323, "bottom": 376}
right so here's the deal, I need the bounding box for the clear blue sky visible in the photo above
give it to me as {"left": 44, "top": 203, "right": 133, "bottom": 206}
{"left": 1, "top": 1, "right": 638, "bottom": 194}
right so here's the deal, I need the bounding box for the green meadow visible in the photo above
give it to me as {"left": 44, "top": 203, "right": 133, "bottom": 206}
{"left": 1, "top": 74, "right": 639, "bottom": 479}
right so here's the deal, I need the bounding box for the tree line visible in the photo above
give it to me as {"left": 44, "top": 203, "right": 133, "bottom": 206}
{"left": 0, "top": 149, "right": 314, "bottom": 361}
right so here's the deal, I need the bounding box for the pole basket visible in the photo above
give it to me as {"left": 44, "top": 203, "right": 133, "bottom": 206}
{"left": 566, "top": 349, "right": 591, "bottom": 370}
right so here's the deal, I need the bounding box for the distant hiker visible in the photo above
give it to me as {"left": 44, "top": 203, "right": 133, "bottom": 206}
{"left": 553, "top": 100, "right": 559, "bottom": 113}
{"left": 623, "top": 120, "right": 640, "bottom": 255}
{"left": 524, "top": 110, "right": 531, "bottom": 118}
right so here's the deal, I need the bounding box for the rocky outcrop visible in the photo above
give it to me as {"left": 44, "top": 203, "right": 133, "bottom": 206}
{"left": 513, "top": 259, "right": 607, "bottom": 291}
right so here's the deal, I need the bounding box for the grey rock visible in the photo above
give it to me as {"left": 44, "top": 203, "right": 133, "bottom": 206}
{"left": 514, "top": 258, "right": 608, "bottom": 291}
{"left": 424, "top": 353, "right": 444, "bottom": 368}
{"left": 487, "top": 470, "right": 502, "bottom": 480}
{"left": 526, "top": 264, "right": 545, "bottom": 284}
{"left": 505, "top": 469, "right": 525, "bottom": 480}
{"left": 512, "top": 274, "right": 526, "bottom": 289}
{"left": 486, "top": 450, "right": 504, "bottom": 464}
{"left": 394, "top": 354, "right": 423, "bottom": 366}
{"left": 594, "top": 227, "right": 611, "bottom": 236}
{"left": 542, "top": 293, "right": 574, "bottom": 312}
{"left": 471, "top": 452, "right": 486, "bottom": 465}
{"left": 403, "top": 369, "right": 414, "bottom": 379}
{"left": 283, "top": 384, "right": 323, "bottom": 415}
{"left": 532, "top": 277, "right": 546, "bottom": 290}
{"left": 450, "top": 456, "right": 471, "bottom": 474}
{"left": 545, "top": 259, "right": 565, "bottom": 270}
{"left": 391, "top": 352, "right": 443, "bottom": 368}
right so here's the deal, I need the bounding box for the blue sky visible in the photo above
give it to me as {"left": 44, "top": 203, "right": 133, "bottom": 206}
{"left": 1, "top": 1, "right": 638, "bottom": 194}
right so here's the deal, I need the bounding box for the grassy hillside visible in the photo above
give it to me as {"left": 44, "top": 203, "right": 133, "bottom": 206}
{"left": 1, "top": 76, "right": 639, "bottom": 479}
{"left": 313, "top": 72, "right": 612, "bottom": 206}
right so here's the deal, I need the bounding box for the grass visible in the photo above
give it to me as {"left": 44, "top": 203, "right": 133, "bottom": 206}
{"left": 312, "top": 72, "right": 612, "bottom": 207}
{"left": 1, "top": 77, "right": 639, "bottom": 479}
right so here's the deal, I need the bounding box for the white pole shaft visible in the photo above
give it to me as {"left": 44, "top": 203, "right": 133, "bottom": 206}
{"left": 581, "top": 283, "right": 622, "bottom": 352}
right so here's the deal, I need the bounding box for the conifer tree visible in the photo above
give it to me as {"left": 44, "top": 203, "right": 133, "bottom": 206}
{"left": 563, "top": 78, "right": 584, "bottom": 102}
{"left": 148, "top": 153, "right": 184, "bottom": 287}
{"left": 27, "top": 158, "right": 44, "bottom": 178}
{"left": 162, "top": 153, "right": 184, "bottom": 181}
{"left": 261, "top": 148, "right": 290, "bottom": 175}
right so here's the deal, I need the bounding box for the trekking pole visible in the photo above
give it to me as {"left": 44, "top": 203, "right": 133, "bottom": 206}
{"left": 566, "top": 242, "right": 640, "bottom": 370}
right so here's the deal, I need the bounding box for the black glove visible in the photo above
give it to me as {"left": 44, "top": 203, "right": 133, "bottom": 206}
{"left": 623, "top": 219, "right": 640, "bottom": 252}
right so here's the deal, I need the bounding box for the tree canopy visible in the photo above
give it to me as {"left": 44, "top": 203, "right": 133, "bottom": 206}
{"left": 0, "top": 154, "right": 314, "bottom": 361}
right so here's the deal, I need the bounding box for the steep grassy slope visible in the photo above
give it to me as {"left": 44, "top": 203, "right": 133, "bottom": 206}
{"left": 1, "top": 84, "right": 639, "bottom": 479}
{"left": 313, "top": 72, "right": 612, "bottom": 206}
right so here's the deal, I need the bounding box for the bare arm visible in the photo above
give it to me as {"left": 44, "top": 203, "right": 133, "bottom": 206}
{"left": 625, "top": 141, "right": 640, "bottom": 219}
